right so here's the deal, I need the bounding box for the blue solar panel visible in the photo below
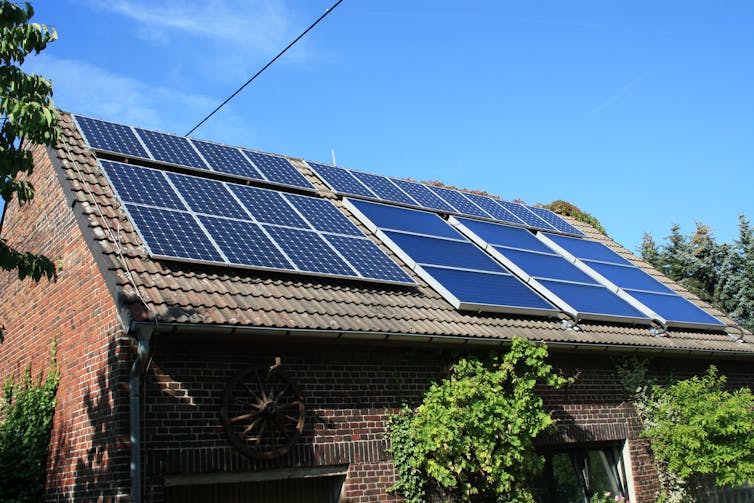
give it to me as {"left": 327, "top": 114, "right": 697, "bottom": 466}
{"left": 495, "top": 201, "right": 556, "bottom": 231}
{"left": 537, "top": 280, "right": 647, "bottom": 319}
{"left": 189, "top": 139, "right": 265, "bottom": 180}
{"left": 100, "top": 161, "right": 185, "bottom": 210}
{"left": 284, "top": 194, "right": 362, "bottom": 236}
{"left": 167, "top": 173, "right": 247, "bottom": 219}
{"left": 135, "top": 128, "right": 209, "bottom": 170}
{"left": 422, "top": 266, "right": 555, "bottom": 312}
{"left": 390, "top": 179, "right": 457, "bottom": 212}
{"left": 629, "top": 291, "right": 724, "bottom": 327}
{"left": 74, "top": 115, "right": 150, "bottom": 158}
{"left": 526, "top": 206, "right": 584, "bottom": 236}
{"left": 498, "top": 248, "right": 599, "bottom": 284}
{"left": 544, "top": 234, "right": 633, "bottom": 266}
{"left": 349, "top": 199, "right": 463, "bottom": 239}
{"left": 243, "top": 150, "right": 315, "bottom": 190}
{"left": 350, "top": 171, "right": 417, "bottom": 206}
{"left": 384, "top": 231, "right": 507, "bottom": 273}
{"left": 427, "top": 186, "right": 492, "bottom": 218}
{"left": 462, "top": 193, "right": 527, "bottom": 226}
{"left": 229, "top": 185, "right": 308, "bottom": 228}
{"left": 199, "top": 216, "right": 293, "bottom": 269}
{"left": 263, "top": 226, "right": 355, "bottom": 276}
{"left": 125, "top": 204, "right": 223, "bottom": 262}
{"left": 456, "top": 218, "right": 552, "bottom": 253}
{"left": 539, "top": 232, "right": 724, "bottom": 328}
{"left": 584, "top": 261, "right": 675, "bottom": 294}
{"left": 306, "top": 161, "right": 376, "bottom": 198}
{"left": 324, "top": 234, "right": 414, "bottom": 283}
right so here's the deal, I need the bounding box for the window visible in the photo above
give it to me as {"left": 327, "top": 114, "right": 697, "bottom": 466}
{"left": 533, "top": 443, "right": 629, "bottom": 503}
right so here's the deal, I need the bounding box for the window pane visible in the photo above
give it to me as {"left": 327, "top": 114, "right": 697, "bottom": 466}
{"left": 589, "top": 449, "right": 619, "bottom": 496}
{"left": 552, "top": 453, "right": 586, "bottom": 503}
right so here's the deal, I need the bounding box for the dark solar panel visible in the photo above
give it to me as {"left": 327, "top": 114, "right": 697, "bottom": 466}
{"left": 229, "top": 185, "right": 308, "bottom": 228}
{"left": 390, "top": 179, "right": 457, "bottom": 212}
{"left": 348, "top": 199, "right": 462, "bottom": 239}
{"left": 189, "top": 139, "right": 265, "bottom": 180}
{"left": 495, "top": 200, "right": 556, "bottom": 231}
{"left": 307, "top": 161, "right": 377, "bottom": 198}
{"left": 243, "top": 150, "right": 315, "bottom": 190}
{"left": 462, "top": 193, "right": 527, "bottom": 226}
{"left": 135, "top": 128, "right": 209, "bottom": 170}
{"left": 263, "top": 226, "right": 355, "bottom": 276}
{"left": 100, "top": 161, "right": 185, "bottom": 210}
{"left": 166, "top": 173, "right": 248, "bottom": 219}
{"left": 324, "top": 234, "right": 414, "bottom": 284}
{"left": 350, "top": 171, "right": 418, "bottom": 206}
{"left": 427, "top": 185, "right": 492, "bottom": 219}
{"left": 199, "top": 216, "right": 293, "bottom": 269}
{"left": 385, "top": 231, "right": 505, "bottom": 273}
{"left": 284, "top": 194, "right": 362, "bottom": 236}
{"left": 125, "top": 204, "right": 223, "bottom": 262}
{"left": 526, "top": 205, "right": 584, "bottom": 236}
{"left": 74, "top": 115, "right": 150, "bottom": 158}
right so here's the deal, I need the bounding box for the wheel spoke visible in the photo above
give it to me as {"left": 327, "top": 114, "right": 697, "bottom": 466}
{"left": 243, "top": 416, "right": 264, "bottom": 434}
{"left": 243, "top": 382, "right": 263, "bottom": 403}
{"left": 277, "top": 401, "right": 301, "bottom": 410}
{"left": 230, "top": 412, "right": 258, "bottom": 423}
{"left": 255, "top": 371, "right": 268, "bottom": 401}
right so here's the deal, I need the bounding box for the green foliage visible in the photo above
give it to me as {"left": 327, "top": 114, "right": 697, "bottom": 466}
{"left": 643, "top": 367, "right": 754, "bottom": 493}
{"left": 388, "top": 338, "right": 571, "bottom": 502}
{"left": 0, "top": 0, "right": 58, "bottom": 289}
{"left": 0, "top": 345, "right": 60, "bottom": 503}
{"left": 641, "top": 218, "right": 754, "bottom": 331}
{"left": 590, "top": 491, "right": 628, "bottom": 503}
{"left": 543, "top": 200, "right": 607, "bottom": 235}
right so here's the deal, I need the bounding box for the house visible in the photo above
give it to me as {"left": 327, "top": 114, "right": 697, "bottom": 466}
{"left": 0, "top": 111, "right": 752, "bottom": 503}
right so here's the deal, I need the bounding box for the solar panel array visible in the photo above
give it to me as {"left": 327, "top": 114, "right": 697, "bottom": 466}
{"left": 99, "top": 160, "right": 414, "bottom": 285}
{"left": 538, "top": 233, "right": 725, "bottom": 330}
{"left": 451, "top": 217, "right": 650, "bottom": 323}
{"left": 346, "top": 199, "right": 559, "bottom": 316}
{"left": 74, "top": 115, "right": 316, "bottom": 191}
{"left": 306, "top": 160, "right": 583, "bottom": 236}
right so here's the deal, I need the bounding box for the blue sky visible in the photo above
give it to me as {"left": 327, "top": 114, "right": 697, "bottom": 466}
{"left": 13, "top": 0, "right": 754, "bottom": 252}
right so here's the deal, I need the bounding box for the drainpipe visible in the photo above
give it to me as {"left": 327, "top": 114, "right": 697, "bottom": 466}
{"left": 129, "top": 324, "right": 154, "bottom": 503}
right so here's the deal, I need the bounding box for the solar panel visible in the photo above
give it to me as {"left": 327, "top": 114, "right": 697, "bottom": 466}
{"left": 135, "top": 128, "right": 209, "bottom": 170}
{"left": 100, "top": 161, "right": 185, "bottom": 210}
{"left": 427, "top": 185, "right": 492, "bottom": 219}
{"left": 100, "top": 163, "right": 413, "bottom": 284}
{"left": 74, "top": 115, "right": 150, "bottom": 158}
{"left": 283, "top": 194, "right": 362, "bottom": 236}
{"left": 495, "top": 200, "right": 556, "bottom": 231}
{"left": 452, "top": 217, "right": 650, "bottom": 323}
{"left": 526, "top": 205, "right": 584, "bottom": 236}
{"left": 345, "top": 199, "right": 559, "bottom": 316}
{"left": 390, "top": 179, "right": 457, "bottom": 212}
{"left": 462, "top": 193, "right": 527, "bottom": 227}
{"left": 189, "top": 139, "right": 265, "bottom": 180}
{"left": 166, "top": 172, "right": 248, "bottom": 219}
{"left": 242, "top": 150, "right": 315, "bottom": 190}
{"left": 306, "top": 161, "right": 377, "bottom": 198}
{"left": 350, "top": 171, "right": 418, "bottom": 206}
{"left": 539, "top": 232, "right": 725, "bottom": 329}
{"left": 125, "top": 204, "right": 224, "bottom": 262}
{"left": 199, "top": 216, "right": 293, "bottom": 269}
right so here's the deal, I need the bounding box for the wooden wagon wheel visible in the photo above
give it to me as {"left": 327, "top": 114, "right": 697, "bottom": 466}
{"left": 220, "top": 362, "right": 305, "bottom": 460}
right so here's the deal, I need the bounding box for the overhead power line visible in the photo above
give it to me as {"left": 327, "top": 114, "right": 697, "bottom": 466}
{"left": 185, "top": 0, "right": 345, "bottom": 136}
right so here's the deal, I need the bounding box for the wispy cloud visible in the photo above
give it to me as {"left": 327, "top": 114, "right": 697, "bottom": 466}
{"left": 23, "top": 54, "right": 253, "bottom": 141}
{"left": 80, "top": 0, "right": 291, "bottom": 53}
{"left": 593, "top": 75, "right": 645, "bottom": 113}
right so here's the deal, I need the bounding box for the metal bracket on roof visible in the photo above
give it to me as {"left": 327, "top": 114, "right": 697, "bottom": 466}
{"left": 650, "top": 319, "right": 668, "bottom": 337}
{"left": 726, "top": 325, "right": 746, "bottom": 344}
{"left": 560, "top": 314, "right": 582, "bottom": 332}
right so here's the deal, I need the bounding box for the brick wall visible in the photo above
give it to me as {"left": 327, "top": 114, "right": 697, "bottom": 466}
{"left": 139, "top": 338, "right": 754, "bottom": 503}
{"left": 0, "top": 145, "right": 129, "bottom": 501}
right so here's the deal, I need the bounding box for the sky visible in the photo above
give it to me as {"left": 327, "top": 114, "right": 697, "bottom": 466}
{"left": 10, "top": 0, "right": 754, "bottom": 252}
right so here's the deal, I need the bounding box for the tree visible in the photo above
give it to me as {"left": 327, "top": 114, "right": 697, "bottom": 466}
{"left": 640, "top": 218, "right": 754, "bottom": 331}
{"left": 388, "top": 338, "right": 571, "bottom": 502}
{"left": 0, "top": 1, "right": 58, "bottom": 288}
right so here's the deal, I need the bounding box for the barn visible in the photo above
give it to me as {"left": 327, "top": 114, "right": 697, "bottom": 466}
{"left": 0, "top": 112, "right": 751, "bottom": 502}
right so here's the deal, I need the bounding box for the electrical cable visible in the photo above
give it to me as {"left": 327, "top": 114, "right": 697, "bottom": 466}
{"left": 185, "top": 0, "right": 345, "bottom": 136}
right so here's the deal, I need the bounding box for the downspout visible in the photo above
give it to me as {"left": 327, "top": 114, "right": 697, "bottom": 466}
{"left": 129, "top": 324, "right": 154, "bottom": 503}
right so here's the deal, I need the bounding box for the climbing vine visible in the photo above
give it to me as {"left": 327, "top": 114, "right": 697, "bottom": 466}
{"left": 0, "top": 345, "right": 59, "bottom": 503}
{"left": 388, "top": 337, "right": 571, "bottom": 502}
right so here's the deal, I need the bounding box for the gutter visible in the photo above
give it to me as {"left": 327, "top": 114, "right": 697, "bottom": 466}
{"left": 129, "top": 323, "right": 154, "bottom": 503}
{"left": 130, "top": 321, "right": 753, "bottom": 359}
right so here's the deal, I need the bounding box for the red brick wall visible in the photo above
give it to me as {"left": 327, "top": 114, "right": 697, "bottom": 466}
{"left": 141, "top": 339, "right": 754, "bottom": 503}
{"left": 0, "top": 145, "right": 129, "bottom": 501}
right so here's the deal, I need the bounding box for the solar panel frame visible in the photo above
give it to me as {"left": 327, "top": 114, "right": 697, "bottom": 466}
{"left": 345, "top": 198, "right": 560, "bottom": 317}
{"left": 347, "top": 199, "right": 465, "bottom": 240}
{"left": 537, "top": 232, "right": 725, "bottom": 329}
{"left": 450, "top": 216, "right": 652, "bottom": 324}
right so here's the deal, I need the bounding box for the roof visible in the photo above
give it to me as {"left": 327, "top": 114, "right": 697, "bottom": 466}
{"left": 52, "top": 112, "right": 754, "bottom": 354}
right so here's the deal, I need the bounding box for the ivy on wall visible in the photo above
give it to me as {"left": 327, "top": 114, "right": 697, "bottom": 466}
{"left": 0, "top": 346, "right": 59, "bottom": 503}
